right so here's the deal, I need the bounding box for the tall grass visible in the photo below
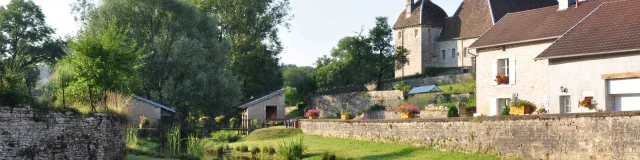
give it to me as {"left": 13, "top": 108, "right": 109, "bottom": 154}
{"left": 210, "top": 130, "right": 240, "bottom": 143}
{"left": 187, "top": 134, "right": 204, "bottom": 157}
{"left": 126, "top": 125, "right": 139, "bottom": 149}
{"left": 166, "top": 125, "right": 181, "bottom": 155}
{"left": 278, "top": 136, "right": 305, "bottom": 160}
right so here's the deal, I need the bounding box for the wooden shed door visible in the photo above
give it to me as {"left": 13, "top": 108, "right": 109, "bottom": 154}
{"left": 266, "top": 106, "right": 277, "bottom": 119}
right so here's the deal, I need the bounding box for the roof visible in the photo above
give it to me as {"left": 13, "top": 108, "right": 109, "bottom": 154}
{"left": 134, "top": 96, "right": 176, "bottom": 113}
{"left": 408, "top": 85, "right": 443, "bottom": 95}
{"left": 470, "top": 0, "right": 605, "bottom": 49}
{"left": 488, "top": 0, "right": 559, "bottom": 23}
{"left": 439, "top": 0, "right": 557, "bottom": 40}
{"left": 393, "top": 0, "right": 448, "bottom": 29}
{"left": 537, "top": 0, "right": 640, "bottom": 59}
{"left": 237, "top": 89, "right": 285, "bottom": 109}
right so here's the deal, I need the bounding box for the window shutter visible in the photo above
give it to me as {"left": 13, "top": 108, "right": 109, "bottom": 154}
{"left": 490, "top": 99, "right": 498, "bottom": 116}
{"left": 509, "top": 57, "right": 516, "bottom": 85}
{"left": 492, "top": 59, "right": 498, "bottom": 85}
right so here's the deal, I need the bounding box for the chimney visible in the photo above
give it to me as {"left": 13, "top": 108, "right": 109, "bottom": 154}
{"left": 558, "top": 0, "right": 585, "bottom": 10}
{"left": 406, "top": 0, "right": 415, "bottom": 18}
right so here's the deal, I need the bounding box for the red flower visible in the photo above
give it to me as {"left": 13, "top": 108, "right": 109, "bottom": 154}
{"left": 396, "top": 102, "right": 421, "bottom": 114}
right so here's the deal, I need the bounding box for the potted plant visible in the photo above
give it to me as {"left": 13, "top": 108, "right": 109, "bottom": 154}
{"left": 509, "top": 99, "right": 536, "bottom": 115}
{"left": 495, "top": 74, "right": 509, "bottom": 85}
{"left": 536, "top": 108, "right": 547, "bottom": 114}
{"left": 305, "top": 109, "right": 320, "bottom": 119}
{"left": 578, "top": 97, "right": 592, "bottom": 109}
{"left": 139, "top": 116, "right": 151, "bottom": 129}
{"left": 396, "top": 102, "right": 420, "bottom": 119}
{"left": 340, "top": 110, "right": 352, "bottom": 120}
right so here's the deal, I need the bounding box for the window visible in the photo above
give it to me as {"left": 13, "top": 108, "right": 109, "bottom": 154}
{"left": 414, "top": 29, "right": 418, "bottom": 38}
{"left": 560, "top": 96, "right": 571, "bottom": 113}
{"left": 493, "top": 57, "right": 515, "bottom": 85}
{"left": 497, "top": 58, "right": 509, "bottom": 77}
{"left": 441, "top": 50, "right": 446, "bottom": 59}
{"left": 497, "top": 98, "right": 511, "bottom": 115}
{"left": 452, "top": 49, "right": 456, "bottom": 58}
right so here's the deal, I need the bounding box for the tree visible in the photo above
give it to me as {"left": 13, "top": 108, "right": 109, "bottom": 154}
{"left": 282, "top": 65, "right": 315, "bottom": 105}
{"left": 369, "top": 17, "right": 395, "bottom": 90}
{"left": 0, "top": 0, "right": 65, "bottom": 105}
{"left": 395, "top": 46, "right": 410, "bottom": 79}
{"left": 190, "top": 0, "right": 292, "bottom": 99}
{"left": 66, "top": 19, "right": 143, "bottom": 109}
{"left": 313, "top": 33, "right": 375, "bottom": 91}
{"left": 84, "top": 0, "right": 241, "bottom": 119}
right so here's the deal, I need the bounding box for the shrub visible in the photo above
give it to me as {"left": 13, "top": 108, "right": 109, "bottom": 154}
{"left": 210, "top": 130, "right": 240, "bottom": 143}
{"left": 321, "top": 151, "right": 337, "bottom": 160}
{"left": 268, "top": 147, "right": 276, "bottom": 155}
{"left": 395, "top": 81, "right": 412, "bottom": 92}
{"left": 250, "top": 119, "right": 259, "bottom": 127}
{"left": 501, "top": 105, "right": 510, "bottom": 116}
{"left": 369, "top": 104, "right": 386, "bottom": 111}
{"left": 262, "top": 146, "right": 269, "bottom": 154}
{"left": 235, "top": 146, "right": 240, "bottom": 151}
{"left": 229, "top": 116, "right": 239, "bottom": 128}
{"left": 447, "top": 105, "right": 459, "bottom": 117}
{"left": 166, "top": 125, "right": 181, "bottom": 156}
{"left": 304, "top": 109, "right": 320, "bottom": 117}
{"left": 187, "top": 134, "right": 204, "bottom": 157}
{"left": 126, "top": 125, "right": 139, "bottom": 149}
{"left": 250, "top": 147, "right": 260, "bottom": 155}
{"left": 278, "top": 137, "right": 305, "bottom": 160}
{"left": 240, "top": 145, "right": 249, "bottom": 152}
{"left": 396, "top": 102, "right": 420, "bottom": 114}
{"left": 296, "top": 102, "right": 307, "bottom": 115}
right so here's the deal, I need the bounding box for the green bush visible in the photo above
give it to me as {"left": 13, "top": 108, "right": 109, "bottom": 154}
{"left": 126, "top": 125, "right": 139, "bottom": 149}
{"left": 369, "top": 104, "right": 387, "bottom": 111}
{"left": 186, "top": 134, "right": 204, "bottom": 157}
{"left": 322, "top": 151, "right": 337, "bottom": 160}
{"left": 510, "top": 99, "right": 537, "bottom": 111}
{"left": 447, "top": 105, "right": 459, "bottom": 118}
{"left": 268, "top": 147, "right": 276, "bottom": 155}
{"left": 166, "top": 125, "right": 181, "bottom": 156}
{"left": 395, "top": 81, "right": 412, "bottom": 92}
{"left": 240, "top": 145, "right": 249, "bottom": 152}
{"left": 250, "top": 147, "right": 260, "bottom": 155}
{"left": 210, "top": 130, "right": 240, "bottom": 143}
{"left": 278, "top": 137, "right": 305, "bottom": 160}
{"left": 262, "top": 146, "right": 269, "bottom": 154}
{"left": 501, "top": 105, "right": 510, "bottom": 116}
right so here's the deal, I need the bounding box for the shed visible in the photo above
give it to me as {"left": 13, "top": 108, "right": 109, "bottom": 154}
{"left": 408, "top": 85, "right": 443, "bottom": 95}
{"left": 129, "top": 96, "right": 176, "bottom": 127}
{"left": 237, "top": 89, "right": 286, "bottom": 124}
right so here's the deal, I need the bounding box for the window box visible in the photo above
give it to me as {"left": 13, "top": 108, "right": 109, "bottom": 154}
{"left": 509, "top": 106, "right": 533, "bottom": 115}
{"left": 495, "top": 74, "right": 509, "bottom": 85}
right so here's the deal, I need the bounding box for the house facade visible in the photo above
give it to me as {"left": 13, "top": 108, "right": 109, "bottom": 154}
{"left": 392, "top": 0, "right": 558, "bottom": 78}
{"left": 471, "top": 0, "right": 640, "bottom": 115}
{"left": 129, "top": 96, "right": 176, "bottom": 127}
{"left": 238, "top": 89, "right": 286, "bottom": 124}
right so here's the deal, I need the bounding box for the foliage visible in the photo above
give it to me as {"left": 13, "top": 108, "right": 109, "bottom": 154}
{"left": 369, "top": 17, "right": 395, "bottom": 90}
{"left": 322, "top": 151, "right": 337, "bottom": 160}
{"left": 166, "top": 125, "right": 181, "bottom": 156}
{"left": 210, "top": 130, "right": 240, "bottom": 143}
{"left": 283, "top": 65, "right": 316, "bottom": 105}
{"left": 85, "top": 0, "right": 242, "bottom": 122}
{"left": 250, "top": 147, "right": 260, "bottom": 155}
{"left": 139, "top": 116, "right": 150, "bottom": 127}
{"left": 126, "top": 125, "right": 139, "bottom": 149}
{"left": 243, "top": 128, "right": 302, "bottom": 141}
{"left": 394, "top": 46, "right": 410, "bottom": 71}
{"left": 501, "top": 105, "right": 511, "bottom": 116}
{"left": 296, "top": 102, "right": 308, "bottom": 117}
{"left": 250, "top": 119, "right": 259, "bottom": 127}
{"left": 396, "top": 102, "right": 420, "bottom": 114}
{"left": 240, "top": 145, "right": 249, "bottom": 152}
{"left": 314, "top": 34, "right": 375, "bottom": 92}
{"left": 447, "top": 105, "right": 459, "bottom": 118}
{"left": 262, "top": 146, "right": 269, "bottom": 154}
{"left": 186, "top": 134, "right": 204, "bottom": 157}
{"left": 438, "top": 82, "right": 476, "bottom": 94}
{"left": 215, "top": 115, "right": 224, "bottom": 123}
{"left": 229, "top": 117, "right": 239, "bottom": 128}
{"left": 305, "top": 109, "right": 320, "bottom": 117}
{"left": 510, "top": 99, "right": 536, "bottom": 109}
{"left": 579, "top": 97, "right": 592, "bottom": 108}
{"left": 278, "top": 136, "right": 306, "bottom": 160}
{"left": 339, "top": 110, "right": 351, "bottom": 116}
{"left": 495, "top": 74, "right": 509, "bottom": 85}
{"left": 536, "top": 107, "right": 547, "bottom": 114}
{"left": 395, "top": 81, "right": 412, "bottom": 92}
{"left": 369, "top": 104, "right": 387, "bottom": 111}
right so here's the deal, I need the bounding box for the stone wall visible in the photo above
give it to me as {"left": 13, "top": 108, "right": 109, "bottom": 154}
{"left": 311, "top": 90, "right": 404, "bottom": 117}
{"left": 300, "top": 112, "right": 640, "bottom": 159}
{"left": 365, "top": 105, "right": 448, "bottom": 120}
{"left": 0, "top": 106, "right": 126, "bottom": 160}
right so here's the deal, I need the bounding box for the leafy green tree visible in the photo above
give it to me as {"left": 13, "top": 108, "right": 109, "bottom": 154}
{"left": 0, "top": 0, "right": 65, "bottom": 105}
{"left": 84, "top": 0, "right": 241, "bottom": 119}
{"left": 190, "top": 0, "right": 292, "bottom": 99}
{"left": 65, "top": 19, "right": 143, "bottom": 108}
{"left": 284, "top": 86, "right": 297, "bottom": 106}
{"left": 283, "top": 65, "right": 315, "bottom": 105}
{"left": 369, "top": 17, "right": 395, "bottom": 90}
{"left": 313, "top": 33, "right": 375, "bottom": 91}
{"left": 395, "top": 46, "right": 410, "bottom": 79}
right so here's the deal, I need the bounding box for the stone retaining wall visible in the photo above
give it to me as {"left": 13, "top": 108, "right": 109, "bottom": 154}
{"left": 300, "top": 112, "right": 640, "bottom": 159}
{"left": 311, "top": 90, "right": 404, "bottom": 117}
{"left": 366, "top": 105, "right": 448, "bottom": 120}
{"left": 0, "top": 106, "right": 126, "bottom": 160}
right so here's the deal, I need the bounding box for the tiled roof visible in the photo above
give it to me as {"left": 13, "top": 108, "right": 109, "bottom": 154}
{"left": 470, "top": 0, "right": 605, "bottom": 49}
{"left": 134, "top": 96, "right": 176, "bottom": 113}
{"left": 489, "top": 0, "right": 559, "bottom": 22}
{"left": 537, "top": 0, "right": 640, "bottom": 59}
{"left": 393, "top": 0, "right": 448, "bottom": 29}
{"left": 457, "top": 0, "right": 494, "bottom": 39}
{"left": 237, "top": 89, "right": 284, "bottom": 109}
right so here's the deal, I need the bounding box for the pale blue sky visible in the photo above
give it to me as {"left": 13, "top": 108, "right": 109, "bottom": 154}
{"left": 0, "top": 0, "right": 463, "bottom": 67}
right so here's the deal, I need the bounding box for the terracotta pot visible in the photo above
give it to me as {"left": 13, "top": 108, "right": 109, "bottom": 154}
{"left": 308, "top": 115, "right": 319, "bottom": 120}
{"left": 401, "top": 113, "right": 415, "bottom": 119}
{"left": 509, "top": 106, "right": 533, "bottom": 115}
{"left": 341, "top": 114, "right": 351, "bottom": 120}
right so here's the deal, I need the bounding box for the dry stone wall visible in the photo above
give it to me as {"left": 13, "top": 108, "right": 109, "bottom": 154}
{"left": 301, "top": 112, "right": 640, "bottom": 159}
{"left": 311, "top": 90, "right": 404, "bottom": 117}
{"left": 0, "top": 106, "right": 126, "bottom": 160}
{"left": 366, "top": 105, "right": 448, "bottom": 120}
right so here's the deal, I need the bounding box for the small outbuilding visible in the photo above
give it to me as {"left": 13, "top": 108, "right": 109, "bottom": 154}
{"left": 128, "top": 96, "right": 176, "bottom": 127}
{"left": 237, "top": 89, "right": 286, "bottom": 124}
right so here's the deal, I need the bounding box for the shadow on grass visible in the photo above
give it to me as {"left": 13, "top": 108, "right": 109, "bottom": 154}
{"left": 358, "top": 148, "right": 419, "bottom": 160}
{"left": 304, "top": 153, "right": 321, "bottom": 159}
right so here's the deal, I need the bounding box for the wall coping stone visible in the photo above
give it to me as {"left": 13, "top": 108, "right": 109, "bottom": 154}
{"left": 302, "top": 111, "right": 640, "bottom": 123}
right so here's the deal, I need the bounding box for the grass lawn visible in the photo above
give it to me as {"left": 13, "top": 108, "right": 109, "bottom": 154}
{"left": 222, "top": 127, "right": 498, "bottom": 160}
{"left": 125, "top": 155, "right": 176, "bottom": 160}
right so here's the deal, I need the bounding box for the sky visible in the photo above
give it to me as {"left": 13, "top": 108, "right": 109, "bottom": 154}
{"left": 0, "top": 0, "right": 463, "bottom": 67}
